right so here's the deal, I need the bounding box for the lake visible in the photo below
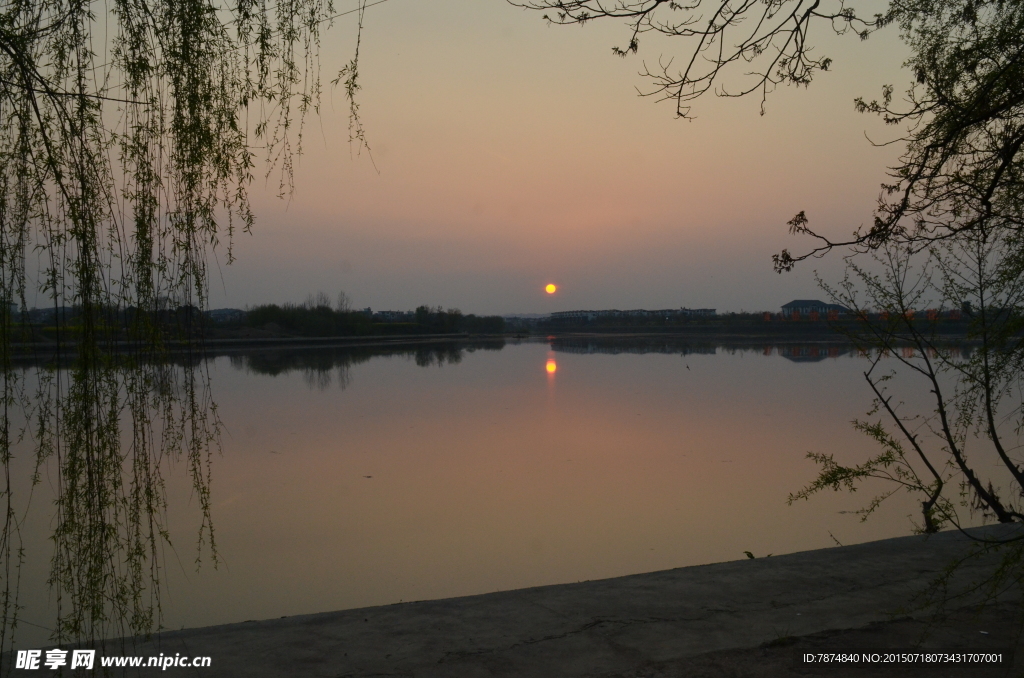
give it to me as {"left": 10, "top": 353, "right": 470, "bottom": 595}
{"left": 14, "top": 336, "right": 952, "bottom": 644}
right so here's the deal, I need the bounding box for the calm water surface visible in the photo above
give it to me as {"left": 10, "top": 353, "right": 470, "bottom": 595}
{"left": 18, "top": 337, "right": 947, "bottom": 642}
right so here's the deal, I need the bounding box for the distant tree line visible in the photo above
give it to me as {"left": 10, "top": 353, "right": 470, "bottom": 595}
{"left": 244, "top": 294, "right": 372, "bottom": 336}
{"left": 9, "top": 293, "right": 507, "bottom": 343}
{"left": 236, "top": 294, "right": 505, "bottom": 337}
{"left": 9, "top": 303, "right": 205, "bottom": 344}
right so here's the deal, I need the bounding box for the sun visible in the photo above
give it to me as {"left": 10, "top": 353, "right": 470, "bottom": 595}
{"left": 545, "top": 283, "right": 557, "bottom": 294}
{"left": 546, "top": 359, "right": 557, "bottom": 374}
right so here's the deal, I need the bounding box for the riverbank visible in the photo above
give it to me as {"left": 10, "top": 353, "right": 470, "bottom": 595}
{"left": 9, "top": 326, "right": 981, "bottom": 365}
{"left": 36, "top": 524, "right": 1020, "bottom": 677}
{"left": 6, "top": 332, "right": 502, "bottom": 363}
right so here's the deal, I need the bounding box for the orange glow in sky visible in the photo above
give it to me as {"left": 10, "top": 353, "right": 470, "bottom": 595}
{"left": 546, "top": 359, "right": 557, "bottom": 374}
{"left": 206, "top": 1, "right": 910, "bottom": 314}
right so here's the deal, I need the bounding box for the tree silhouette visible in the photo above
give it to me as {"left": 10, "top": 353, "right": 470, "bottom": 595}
{"left": 0, "top": 0, "right": 375, "bottom": 657}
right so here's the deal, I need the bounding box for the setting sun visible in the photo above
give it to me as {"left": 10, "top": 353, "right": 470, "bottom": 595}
{"left": 545, "top": 359, "right": 557, "bottom": 374}
{"left": 545, "top": 283, "right": 557, "bottom": 294}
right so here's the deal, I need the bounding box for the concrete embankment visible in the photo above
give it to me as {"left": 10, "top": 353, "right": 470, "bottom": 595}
{"left": 61, "top": 524, "right": 1020, "bottom": 677}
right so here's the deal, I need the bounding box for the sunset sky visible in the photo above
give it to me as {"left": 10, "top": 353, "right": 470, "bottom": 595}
{"left": 211, "top": 0, "right": 910, "bottom": 315}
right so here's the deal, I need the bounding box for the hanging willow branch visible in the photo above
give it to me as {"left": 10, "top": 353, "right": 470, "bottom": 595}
{"left": 0, "top": 0, "right": 374, "bottom": 658}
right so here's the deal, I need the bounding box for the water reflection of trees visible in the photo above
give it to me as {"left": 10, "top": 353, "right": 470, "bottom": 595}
{"left": 550, "top": 337, "right": 719, "bottom": 356}
{"left": 771, "top": 344, "right": 976, "bottom": 363}
{"left": 226, "top": 340, "right": 506, "bottom": 390}
{"left": 774, "top": 345, "right": 851, "bottom": 362}
{"left": 550, "top": 337, "right": 977, "bottom": 364}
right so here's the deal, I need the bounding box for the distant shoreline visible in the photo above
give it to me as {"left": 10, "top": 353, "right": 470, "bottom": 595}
{"left": 7, "top": 332, "right": 498, "bottom": 363}
{"left": 6, "top": 326, "right": 982, "bottom": 366}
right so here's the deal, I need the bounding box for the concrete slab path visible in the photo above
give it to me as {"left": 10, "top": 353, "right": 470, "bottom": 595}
{"left": 13, "top": 525, "right": 1024, "bottom": 677}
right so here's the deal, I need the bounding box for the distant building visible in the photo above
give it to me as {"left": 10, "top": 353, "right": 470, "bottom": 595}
{"left": 548, "top": 307, "right": 716, "bottom": 322}
{"left": 373, "top": 310, "right": 415, "bottom": 322}
{"left": 550, "top": 310, "right": 601, "bottom": 321}
{"left": 781, "top": 299, "right": 849, "bottom": 318}
{"left": 206, "top": 308, "right": 245, "bottom": 322}
{"left": 679, "top": 307, "right": 716, "bottom": 317}
{"left": 27, "top": 306, "right": 75, "bottom": 324}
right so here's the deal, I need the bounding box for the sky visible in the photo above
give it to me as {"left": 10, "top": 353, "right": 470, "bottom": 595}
{"left": 207, "top": 0, "right": 911, "bottom": 315}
